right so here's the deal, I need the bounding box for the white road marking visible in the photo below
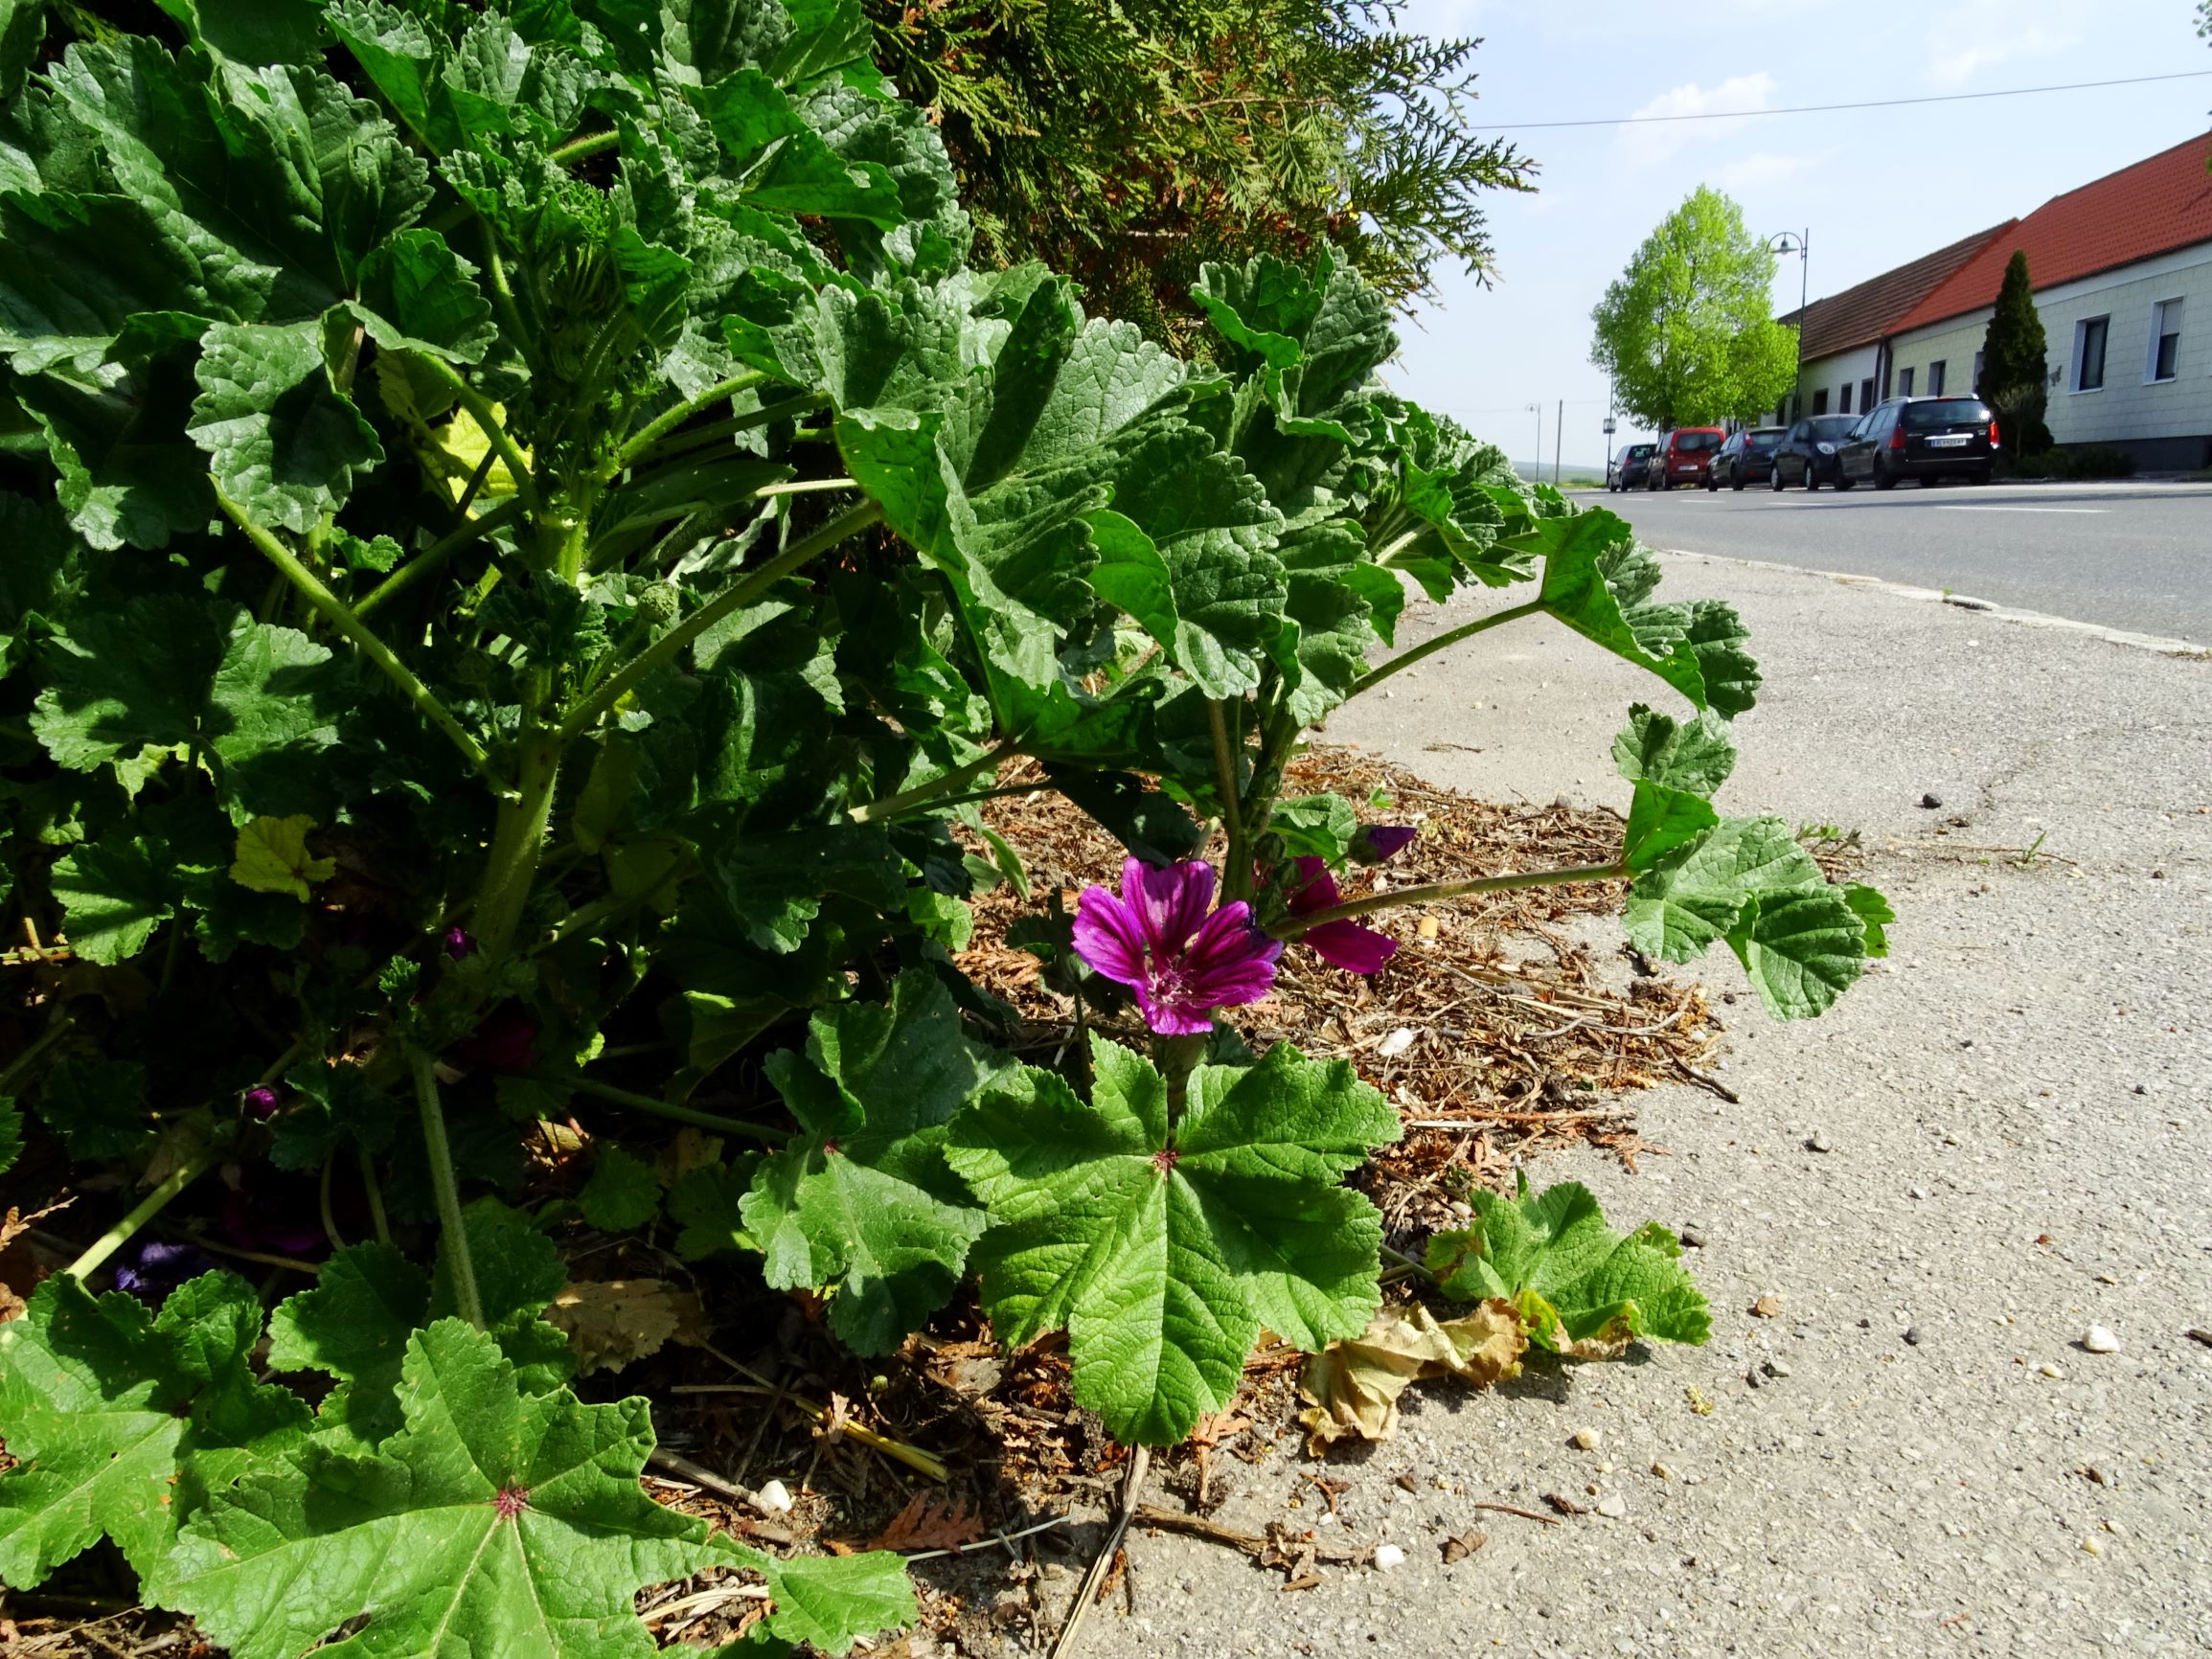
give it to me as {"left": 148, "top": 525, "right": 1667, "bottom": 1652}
{"left": 1930, "top": 506, "right": 2106, "bottom": 514}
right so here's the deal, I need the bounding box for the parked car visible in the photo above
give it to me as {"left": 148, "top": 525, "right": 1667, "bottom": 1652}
{"left": 1836, "top": 397, "right": 1999, "bottom": 489}
{"left": 1709, "top": 427, "right": 1787, "bottom": 490}
{"left": 1608, "top": 443, "right": 1655, "bottom": 491}
{"left": 1769, "top": 414, "right": 1862, "bottom": 491}
{"left": 1645, "top": 427, "right": 1725, "bottom": 489}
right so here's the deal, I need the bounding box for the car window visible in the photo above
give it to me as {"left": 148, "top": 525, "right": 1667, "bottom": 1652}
{"left": 1675, "top": 431, "right": 1721, "bottom": 452}
{"left": 1902, "top": 398, "right": 1994, "bottom": 430}
{"left": 1747, "top": 430, "right": 1784, "bottom": 451}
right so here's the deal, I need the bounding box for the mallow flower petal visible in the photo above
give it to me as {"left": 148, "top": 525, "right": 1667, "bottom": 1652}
{"left": 1130, "top": 858, "right": 1216, "bottom": 954}
{"left": 1354, "top": 825, "right": 1418, "bottom": 862}
{"left": 1072, "top": 884, "right": 1149, "bottom": 987}
{"left": 1283, "top": 855, "right": 1342, "bottom": 917}
{"left": 1301, "top": 919, "right": 1400, "bottom": 975}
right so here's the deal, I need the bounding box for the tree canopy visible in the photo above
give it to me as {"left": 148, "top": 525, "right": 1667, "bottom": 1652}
{"left": 1588, "top": 188, "right": 1798, "bottom": 431}
{"left": 865, "top": 0, "right": 1537, "bottom": 348}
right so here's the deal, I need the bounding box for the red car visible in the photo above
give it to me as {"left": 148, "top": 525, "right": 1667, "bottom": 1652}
{"left": 1645, "top": 427, "right": 1726, "bottom": 489}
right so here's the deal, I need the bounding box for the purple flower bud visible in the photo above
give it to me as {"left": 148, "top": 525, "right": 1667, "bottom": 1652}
{"left": 1070, "top": 858, "right": 1282, "bottom": 1036}
{"left": 1352, "top": 825, "right": 1418, "bottom": 863}
{"left": 112, "top": 1239, "right": 219, "bottom": 1300}
{"left": 443, "top": 926, "right": 478, "bottom": 961}
{"left": 243, "top": 1085, "right": 282, "bottom": 1120}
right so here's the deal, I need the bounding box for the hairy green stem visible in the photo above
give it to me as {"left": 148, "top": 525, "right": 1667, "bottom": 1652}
{"left": 850, "top": 736, "right": 1024, "bottom": 824}
{"left": 558, "top": 1075, "right": 791, "bottom": 1142}
{"left": 357, "top": 1146, "right": 392, "bottom": 1246}
{"left": 416, "top": 356, "right": 539, "bottom": 512}
{"left": 470, "top": 721, "right": 562, "bottom": 959}
{"left": 550, "top": 128, "right": 620, "bottom": 166}
{"left": 409, "top": 1047, "right": 485, "bottom": 1329}
{"left": 356, "top": 495, "right": 527, "bottom": 621}
{"left": 559, "top": 500, "right": 883, "bottom": 741}
{"left": 615, "top": 372, "right": 774, "bottom": 466}
{"left": 753, "top": 476, "right": 857, "bottom": 498}
{"left": 1207, "top": 699, "right": 1250, "bottom": 903}
{"left": 65, "top": 1148, "right": 221, "bottom": 1281}
{"left": 1273, "top": 859, "right": 1630, "bottom": 937}
{"left": 620, "top": 393, "right": 831, "bottom": 472}
{"left": 217, "top": 489, "right": 502, "bottom": 788}
{"left": 1354, "top": 600, "right": 1542, "bottom": 698}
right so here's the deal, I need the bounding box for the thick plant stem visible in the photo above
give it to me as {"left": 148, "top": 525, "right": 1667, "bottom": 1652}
{"left": 559, "top": 500, "right": 882, "bottom": 740}
{"left": 550, "top": 128, "right": 620, "bottom": 166}
{"left": 0, "top": 1011, "right": 73, "bottom": 1095}
{"left": 618, "top": 393, "right": 832, "bottom": 472}
{"left": 358, "top": 1146, "right": 392, "bottom": 1245}
{"left": 1207, "top": 698, "right": 1249, "bottom": 902}
{"left": 1275, "top": 859, "right": 1630, "bottom": 937}
{"left": 1354, "top": 599, "right": 1543, "bottom": 698}
{"left": 65, "top": 1148, "right": 221, "bottom": 1281}
{"left": 409, "top": 1047, "right": 485, "bottom": 1330}
{"left": 559, "top": 1076, "right": 790, "bottom": 1142}
{"left": 217, "top": 489, "right": 502, "bottom": 788}
{"left": 470, "top": 721, "right": 563, "bottom": 960}
{"left": 849, "top": 735, "right": 1023, "bottom": 824}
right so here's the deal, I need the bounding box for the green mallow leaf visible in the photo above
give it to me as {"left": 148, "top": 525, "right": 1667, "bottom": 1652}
{"left": 165, "top": 1318, "right": 716, "bottom": 1659}
{"left": 34, "top": 1057, "right": 151, "bottom": 1160}
{"left": 1623, "top": 815, "right": 1868, "bottom": 1019}
{"left": 1268, "top": 792, "right": 1359, "bottom": 862}
{"left": 1523, "top": 511, "right": 1710, "bottom": 710}
{"left": 718, "top": 1535, "right": 920, "bottom": 1657}
{"left": 1845, "top": 881, "right": 1895, "bottom": 959}
{"left": 1612, "top": 703, "right": 1737, "bottom": 798}
{"left": 352, "top": 229, "right": 498, "bottom": 362}
{"left": 946, "top": 1036, "right": 1399, "bottom": 1445}
{"left": 1621, "top": 779, "right": 1718, "bottom": 873}
{"left": 189, "top": 322, "right": 385, "bottom": 533}
{"left": 51, "top": 834, "right": 178, "bottom": 965}
{"left": 1425, "top": 1174, "right": 1710, "bottom": 1358}
{"left": 0, "top": 1273, "right": 308, "bottom": 1592}
{"left": 741, "top": 970, "right": 1015, "bottom": 1354}
{"left": 580, "top": 1146, "right": 662, "bottom": 1232}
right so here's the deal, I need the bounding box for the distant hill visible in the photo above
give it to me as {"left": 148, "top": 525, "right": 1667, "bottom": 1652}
{"left": 1511, "top": 460, "right": 1608, "bottom": 485}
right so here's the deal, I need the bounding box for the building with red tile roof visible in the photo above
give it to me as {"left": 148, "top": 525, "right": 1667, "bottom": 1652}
{"left": 1772, "top": 134, "right": 2212, "bottom": 469}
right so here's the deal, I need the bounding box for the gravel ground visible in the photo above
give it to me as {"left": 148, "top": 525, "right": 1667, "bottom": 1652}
{"left": 1050, "top": 555, "right": 2212, "bottom": 1658}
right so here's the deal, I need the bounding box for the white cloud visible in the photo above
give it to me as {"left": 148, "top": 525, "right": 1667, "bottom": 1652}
{"left": 1715, "top": 151, "right": 1814, "bottom": 192}
{"left": 1617, "top": 73, "right": 1778, "bottom": 168}
{"left": 1923, "top": 0, "right": 2078, "bottom": 86}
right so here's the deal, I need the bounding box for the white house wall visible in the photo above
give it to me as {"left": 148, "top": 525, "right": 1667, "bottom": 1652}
{"left": 1790, "top": 342, "right": 1881, "bottom": 420}
{"left": 1886, "top": 239, "right": 2212, "bottom": 467}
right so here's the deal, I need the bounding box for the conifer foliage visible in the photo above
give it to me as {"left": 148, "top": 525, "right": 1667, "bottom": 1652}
{"left": 1977, "top": 249, "right": 2054, "bottom": 460}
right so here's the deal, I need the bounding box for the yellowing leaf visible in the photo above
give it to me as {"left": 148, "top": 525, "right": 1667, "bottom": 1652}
{"left": 1296, "top": 1301, "right": 1525, "bottom": 1454}
{"left": 431, "top": 403, "right": 526, "bottom": 503}
{"left": 543, "top": 1279, "right": 708, "bottom": 1376}
{"left": 229, "top": 816, "right": 334, "bottom": 902}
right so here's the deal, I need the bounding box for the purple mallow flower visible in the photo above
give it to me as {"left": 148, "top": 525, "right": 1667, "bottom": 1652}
{"left": 242, "top": 1085, "right": 282, "bottom": 1121}
{"left": 443, "top": 926, "right": 478, "bottom": 961}
{"left": 112, "top": 1239, "right": 219, "bottom": 1299}
{"left": 1072, "top": 858, "right": 1282, "bottom": 1036}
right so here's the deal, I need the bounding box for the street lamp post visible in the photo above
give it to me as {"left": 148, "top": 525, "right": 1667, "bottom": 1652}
{"left": 1767, "top": 230, "right": 1810, "bottom": 424}
{"left": 1526, "top": 402, "right": 1540, "bottom": 475}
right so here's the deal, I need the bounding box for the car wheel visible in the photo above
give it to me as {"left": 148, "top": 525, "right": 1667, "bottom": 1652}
{"left": 1769, "top": 466, "right": 1785, "bottom": 492}
{"left": 1873, "top": 459, "right": 1898, "bottom": 490}
{"left": 1836, "top": 477, "right": 1855, "bottom": 491}
{"left": 1973, "top": 469, "right": 1994, "bottom": 486}
{"left": 1805, "top": 469, "right": 1818, "bottom": 492}
{"left": 1732, "top": 475, "right": 1745, "bottom": 491}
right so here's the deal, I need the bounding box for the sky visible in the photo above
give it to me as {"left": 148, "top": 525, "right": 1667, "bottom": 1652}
{"left": 1381, "top": 0, "right": 2212, "bottom": 467}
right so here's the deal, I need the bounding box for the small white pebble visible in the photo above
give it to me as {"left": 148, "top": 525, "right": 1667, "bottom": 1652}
{"left": 1650, "top": 1462, "right": 1674, "bottom": 1481}
{"left": 2081, "top": 1326, "right": 2123, "bottom": 1354}
{"left": 1373, "top": 1543, "right": 1406, "bottom": 1572}
{"left": 1378, "top": 1028, "right": 1416, "bottom": 1059}
{"left": 1595, "top": 1493, "right": 1627, "bottom": 1519}
{"left": 750, "top": 1479, "right": 793, "bottom": 1516}
{"left": 2039, "top": 1363, "right": 2064, "bottom": 1379}
{"left": 1570, "top": 1427, "right": 1601, "bottom": 1451}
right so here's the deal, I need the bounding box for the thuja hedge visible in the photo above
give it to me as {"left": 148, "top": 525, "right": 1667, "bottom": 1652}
{"left": 0, "top": 2, "right": 1887, "bottom": 1652}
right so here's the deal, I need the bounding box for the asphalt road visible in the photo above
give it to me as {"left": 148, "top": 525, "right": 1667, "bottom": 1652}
{"left": 1587, "top": 479, "right": 2211, "bottom": 645}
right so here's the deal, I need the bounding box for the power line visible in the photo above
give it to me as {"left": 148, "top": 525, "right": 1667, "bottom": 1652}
{"left": 1469, "top": 69, "right": 2212, "bottom": 132}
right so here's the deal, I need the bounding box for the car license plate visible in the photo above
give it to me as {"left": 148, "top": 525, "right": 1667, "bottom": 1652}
{"left": 1927, "top": 434, "right": 1971, "bottom": 447}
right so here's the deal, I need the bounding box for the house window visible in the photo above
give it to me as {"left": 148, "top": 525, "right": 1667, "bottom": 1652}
{"left": 2149, "top": 299, "right": 2182, "bottom": 382}
{"left": 1861, "top": 377, "right": 1876, "bottom": 411}
{"left": 1971, "top": 351, "right": 1985, "bottom": 394}
{"left": 2074, "top": 315, "right": 2109, "bottom": 391}
{"left": 1813, "top": 388, "right": 1829, "bottom": 415}
{"left": 1928, "top": 360, "right": 1947, "bottom": 396}
{"left": 1899, "top": 367, "right": 1915, "bottom": 397}
{"left": 1838, "top": 382, "right": 1853, "bottom": 415}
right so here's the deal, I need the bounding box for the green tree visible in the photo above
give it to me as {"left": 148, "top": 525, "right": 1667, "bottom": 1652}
{"left": 1588, "top": 188, "right": 1799, "bottom": 431}
{"left": 866, "top": 0, "right": 1536, "bottom": 347}
{"left": 1976, "top": 249, "right": 2053, "bottom": 458}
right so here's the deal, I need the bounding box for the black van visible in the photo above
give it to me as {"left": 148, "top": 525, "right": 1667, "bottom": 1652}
{"left": 1836, "top": 397, "right": 1999, "bottom": 489}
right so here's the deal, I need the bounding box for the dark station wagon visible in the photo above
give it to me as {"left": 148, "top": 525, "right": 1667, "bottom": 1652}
{"left": 1836, "top": 397, "right": 2000, "bottom": 489}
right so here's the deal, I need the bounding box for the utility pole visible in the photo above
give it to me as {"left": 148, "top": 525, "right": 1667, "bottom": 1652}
{"left": 1554, "top": 398, "right": 1562, "bottom": 487}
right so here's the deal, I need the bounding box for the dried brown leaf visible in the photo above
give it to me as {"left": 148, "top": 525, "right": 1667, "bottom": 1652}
{"left": 543, "top": 1278, "right": 707, "bottom": 1375}
{"left": 860, "top": 1491, "right": 987, "bottom": 1553}
{"left": 1296, "top": 1301, "right": 1525, "bottom": 1453}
